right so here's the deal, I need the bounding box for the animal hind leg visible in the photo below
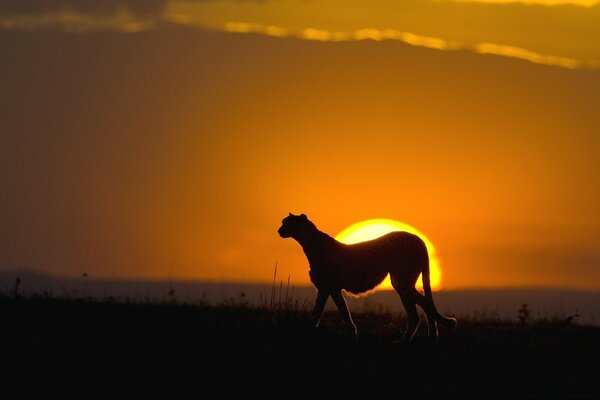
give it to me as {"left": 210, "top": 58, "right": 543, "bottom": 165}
{"left": 412, "top": 289, "right": 438, "bottom": 342}
{"left": 412, "top": 288, "right": 457, "bottom": 331}
{"left": 397, "top": 290, "right": 420, "bottom": 343}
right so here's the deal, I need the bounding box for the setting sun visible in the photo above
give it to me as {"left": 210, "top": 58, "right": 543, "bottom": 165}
{"left": 335, "top": 219, "right": 442, "bottom": 291}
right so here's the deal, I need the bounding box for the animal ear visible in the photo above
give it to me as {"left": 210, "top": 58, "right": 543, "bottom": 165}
{"left": 300, "top": 214, "right": 307, "bottom": 219}
{"left": 288, "top": 212, "right": 293, "bottom": 217}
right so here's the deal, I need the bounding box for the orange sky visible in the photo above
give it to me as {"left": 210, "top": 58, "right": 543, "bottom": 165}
{"left": 1, "top": 0, "right": 599, "bottom": 290}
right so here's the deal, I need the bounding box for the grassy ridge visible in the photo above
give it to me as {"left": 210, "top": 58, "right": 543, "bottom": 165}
{"left": 3, "top": 294, "right": 599, "bottom": 398}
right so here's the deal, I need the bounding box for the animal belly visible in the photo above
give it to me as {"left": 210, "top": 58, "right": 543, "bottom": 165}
{"left": 341, "top": 262, "right": 389, "bottom": 294}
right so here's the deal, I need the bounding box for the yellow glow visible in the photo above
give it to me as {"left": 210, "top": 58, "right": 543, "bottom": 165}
{"left": 335, "top": 219, "right": 442, "bottom": 291}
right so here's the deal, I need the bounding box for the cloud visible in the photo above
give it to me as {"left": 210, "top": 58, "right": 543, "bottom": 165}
{"left": 0, "top": 0, "right": 167, "bottom": 16}
{"left": 225, "top": 21, "right": 288, "bottom": 37}
{"left": 0, "top": 0, "right": 268, "bottom": 16}
{"left": 222, "top": 21, "right": 596, "bottom": 69}
{"left": 1, "top": 0, "right": 599, "bottom": 69}
{"left": 475, "top": 43, "right": 583, "bottom": 69}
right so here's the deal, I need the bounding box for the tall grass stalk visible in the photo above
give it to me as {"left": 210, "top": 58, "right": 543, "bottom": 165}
{"left": 260, "top": 263, "right": 306, "bottom": 314}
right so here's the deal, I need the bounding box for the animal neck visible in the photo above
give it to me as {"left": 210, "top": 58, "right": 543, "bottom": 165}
{"left": 294, "top": 229, "right": 337, "bottom": 266}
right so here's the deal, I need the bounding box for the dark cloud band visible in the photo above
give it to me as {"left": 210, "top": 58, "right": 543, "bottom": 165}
{"left": 0, "top": 0, "right": 167, "bottom": 16}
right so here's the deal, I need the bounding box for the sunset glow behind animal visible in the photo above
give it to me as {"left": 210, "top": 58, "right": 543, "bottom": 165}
{"left": 335, "top": 219, "right": 442, "bottom": 291}
{"left": 1, "top": 0, "right": 600, "bottom": 291}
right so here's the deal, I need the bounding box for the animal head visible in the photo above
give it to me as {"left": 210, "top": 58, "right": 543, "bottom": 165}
{"left": 278, "top": 213, "right": 315, "bottom": 239}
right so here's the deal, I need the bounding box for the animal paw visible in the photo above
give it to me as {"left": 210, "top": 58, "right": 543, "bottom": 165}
{"left": 349, "top": 326, "right": 358, "bottom": 341}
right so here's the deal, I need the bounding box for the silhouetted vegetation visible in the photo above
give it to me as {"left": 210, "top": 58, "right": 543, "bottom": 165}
{"left": 2, "top": 291, "right": 598, "bottom": 398}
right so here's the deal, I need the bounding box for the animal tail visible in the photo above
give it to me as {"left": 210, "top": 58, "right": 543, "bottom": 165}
{"left": 422, "top": 256, "right": 433, "bottom": 300}
{"left": 422, "top": 257, "right": 458, "bottom": 330}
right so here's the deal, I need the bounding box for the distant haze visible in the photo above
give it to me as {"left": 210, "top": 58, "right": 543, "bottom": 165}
{"left": 2, "top": 271, "right": 598, "bottom": 326}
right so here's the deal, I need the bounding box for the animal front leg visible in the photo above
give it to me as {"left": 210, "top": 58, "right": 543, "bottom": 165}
{"left": 331, "top": 290, "right": 358, "bottom": 340}
{"left": 312, "top": 290, "right": 329, "bottom": 328}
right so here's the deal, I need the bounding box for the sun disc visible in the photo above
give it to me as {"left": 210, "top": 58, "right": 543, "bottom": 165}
{"left": 335, "top": 219, "right": 442, "bottom": 291}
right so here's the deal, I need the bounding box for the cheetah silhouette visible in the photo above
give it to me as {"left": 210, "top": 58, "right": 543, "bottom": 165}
{"left": 278, "top": 213, "right": 457, "bottom": 342}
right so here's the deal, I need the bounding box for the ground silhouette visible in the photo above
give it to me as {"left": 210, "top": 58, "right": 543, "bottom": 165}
{"left": 3, "top": 294, "right": 598, "bottom": 398}
{"left": 278, "top": 213, "right": 456, "bottom": 342}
